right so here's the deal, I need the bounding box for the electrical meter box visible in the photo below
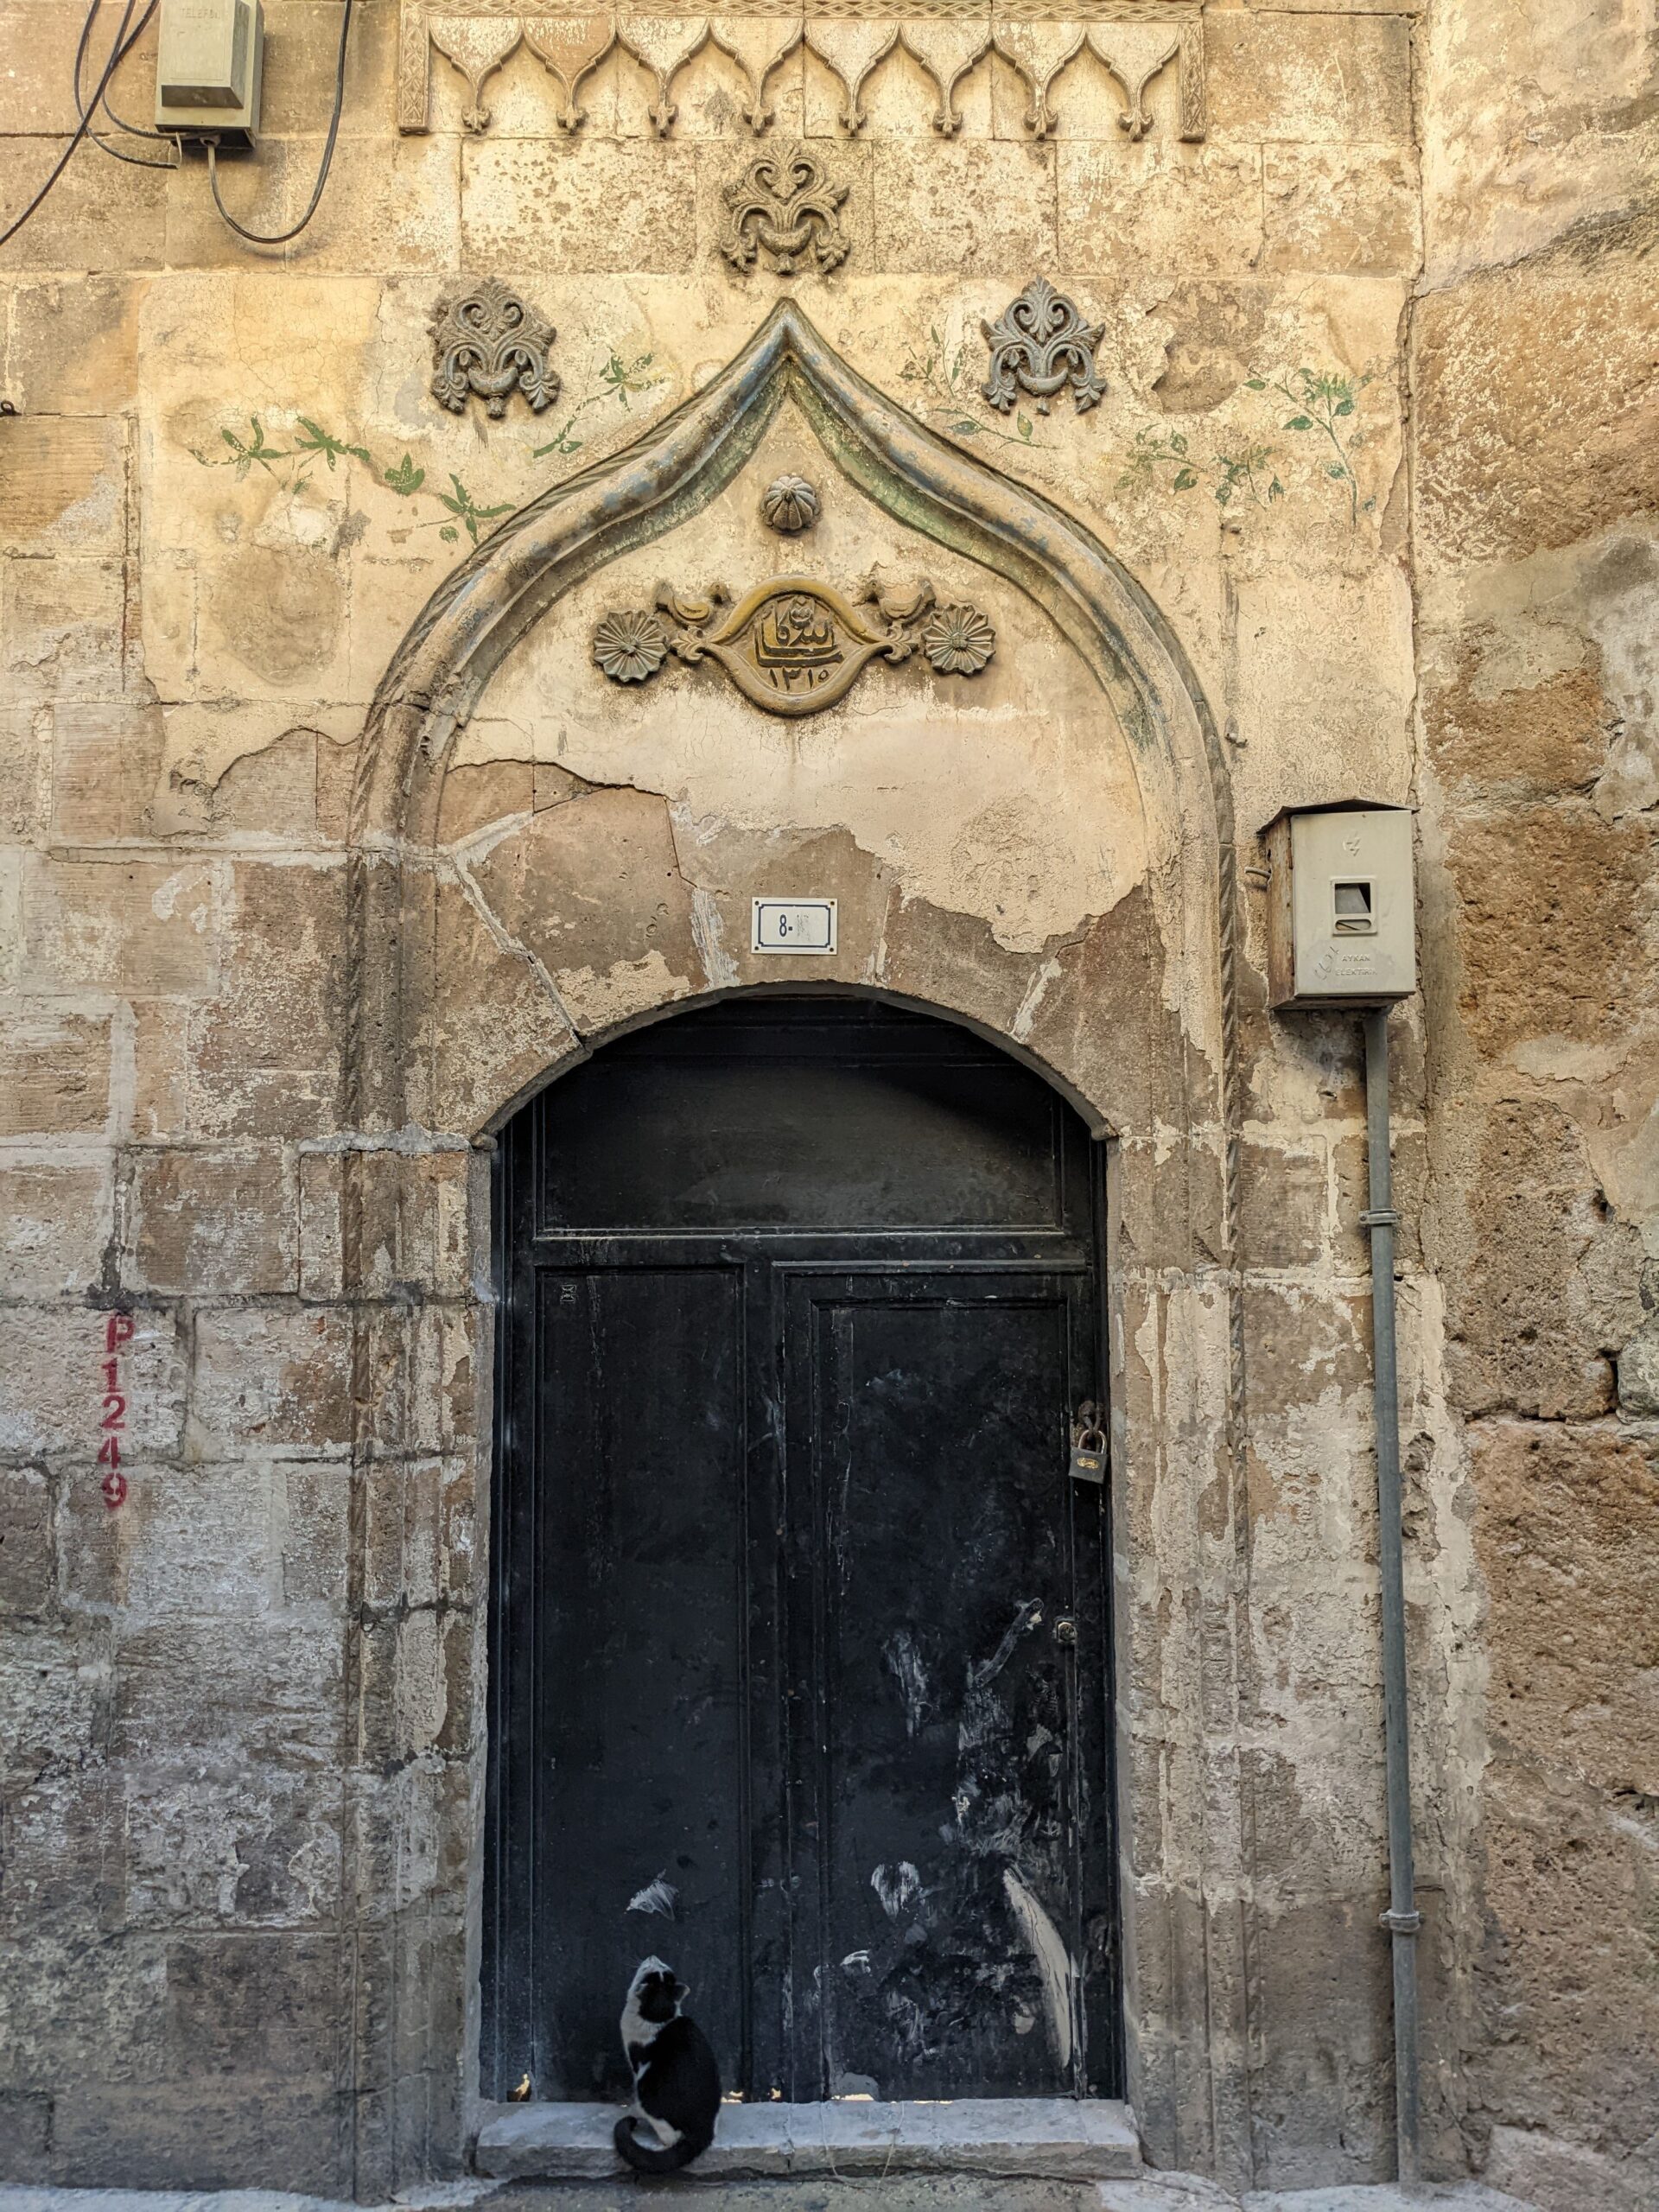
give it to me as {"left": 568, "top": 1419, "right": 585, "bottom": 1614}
{"left": 156, "top": 0, "right": 264, "bottom": 146}
{"left": 1264, "top": 803, "right": 1416, "bottom": 1008}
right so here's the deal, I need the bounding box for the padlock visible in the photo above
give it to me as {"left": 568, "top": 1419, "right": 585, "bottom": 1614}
{"left": 1069, "top": 1426, "right": 1107, "bottom": 1483}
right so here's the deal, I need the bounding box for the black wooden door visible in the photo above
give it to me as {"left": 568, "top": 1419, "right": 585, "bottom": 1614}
{"left": 486, "top": 997, "right": 1118, "bottom": 2107}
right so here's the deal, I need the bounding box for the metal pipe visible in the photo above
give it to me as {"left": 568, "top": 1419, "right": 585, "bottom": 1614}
{"left": 1361, "top": 1005, "right": 1421, "bottom": 2184}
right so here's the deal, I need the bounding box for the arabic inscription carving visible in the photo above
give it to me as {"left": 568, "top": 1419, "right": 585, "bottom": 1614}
{"left": 592, "top": 573, "right": 995, "bottom": 717}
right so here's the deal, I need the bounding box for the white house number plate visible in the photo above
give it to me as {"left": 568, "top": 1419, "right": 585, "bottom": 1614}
{"left": 752, "top": 898, "right": 837, "bottom": 955}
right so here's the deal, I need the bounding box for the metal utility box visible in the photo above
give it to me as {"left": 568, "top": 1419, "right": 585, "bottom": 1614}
{"left": 1264, "top": 803, "right": 1416, "bottom": 1008}
{"left": 155, "top": 0, "right": 264, "bottom": 146}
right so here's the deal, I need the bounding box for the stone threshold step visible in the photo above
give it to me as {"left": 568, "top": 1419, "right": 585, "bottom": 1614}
{"left": 476, "top": 2097, "right": 1141, "bottom": 2182}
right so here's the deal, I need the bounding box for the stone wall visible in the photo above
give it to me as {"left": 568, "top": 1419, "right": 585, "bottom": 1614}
{"left": 0, "top": 0, "right": 1652, "bottom": 2202}
{"left": 1411, "top": 5, "right": 1659, "bottom": 2208}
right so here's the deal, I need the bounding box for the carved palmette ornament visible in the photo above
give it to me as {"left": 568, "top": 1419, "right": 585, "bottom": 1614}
{"left": 429, "top": 277, "right": 560, "bottom": 418}
{"left": 720, "top": 146, "right": 850, "bottom": 277}
{"left": 982, "top": 279, "right": 1105, "bottom": 416}
{"left": 593, "top": 572, "right": 995, "bottom": 716}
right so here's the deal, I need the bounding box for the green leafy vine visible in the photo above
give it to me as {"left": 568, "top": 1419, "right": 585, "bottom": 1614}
{"left": 188, "top": 348, "right": 669, "bottom": 553}
{"left": 899, "top": 325, "right": 1047, "bottom": 451}
{"left": 1112, "top": 364, "right": 1378, "bottom": 528}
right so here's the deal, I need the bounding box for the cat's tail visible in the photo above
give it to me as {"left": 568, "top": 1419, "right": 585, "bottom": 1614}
{"left": 613, "top": 2113, "right": 712, "bottom": 2173}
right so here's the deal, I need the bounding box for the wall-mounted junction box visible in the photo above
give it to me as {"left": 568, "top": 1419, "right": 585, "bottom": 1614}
{"left": 155, "top": 0, "right": 264, "bottom": 147}
{"left": 1264, "top": 803, "right": 1417, "bottom": 1008}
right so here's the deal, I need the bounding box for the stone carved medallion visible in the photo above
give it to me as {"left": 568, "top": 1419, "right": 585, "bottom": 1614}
{"left": 720, "top": 146, "right": 850, "bottom": 276}
{"left": 594, "top": 572, "right": 995, "bottom": 716}
{"left": 430, "top": 277, "right": 559, "bottom": 418}
{"left": 982, "top": 278, "right": 1105, "bottom": 416}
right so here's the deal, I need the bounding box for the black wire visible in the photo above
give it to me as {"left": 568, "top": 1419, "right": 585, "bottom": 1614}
{"left": 207, "top": 0, "right": 354, "bottom": 246}
{"left": 0, "top": 0, "right": 144, "bottom": 245}
{"left": 74, "top": 0, "right": 178, "bottom": 172}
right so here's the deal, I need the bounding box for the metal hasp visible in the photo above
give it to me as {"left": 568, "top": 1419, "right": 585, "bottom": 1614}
{"left": 1363, "top": 1007, "right": 1421, "bottom": 2185}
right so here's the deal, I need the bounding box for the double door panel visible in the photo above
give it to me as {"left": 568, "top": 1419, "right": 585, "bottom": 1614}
{"left": 490, "top": 1248, "right": 1116, "bottom": 2105}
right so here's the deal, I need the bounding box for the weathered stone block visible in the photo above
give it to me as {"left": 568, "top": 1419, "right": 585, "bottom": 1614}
{"left": 1415, "top": 249, "right": 1659, "bottom": 567}
{"left": 874, "top": 138, "right": 1054, "bottom": 273}
{"left": 4, "top": 273, "right": 143, "bottom": 416}
{"left": 124, "top": 1765, "right": 343, "bottom": 1927}
{"left": 461, "top": 136, "right": 696, "bottom": 273}
{"left": 1059, "top": 143, "right": 1263, "bottom": 279}
{"left": 185, "top": 857, "right": 348, "bottom": 1141}
{"left": 115, "top": 1615, "right": 344, "bottom": 1764}
{"left": 122, "top": 1460, "right": 275, "bottom": 1619}
{"left": 1262, "top": 144, "right": 1421, "bottom": 276}
{"left": 1247, "top": 1896, "right": 1392, "bottom": 2189}
{"left": 1446, "top": 1097, "right": 1642, "bottom": 1419}
{"left": 0, "top": 1160, "right": 112, "bottom": 1297}
{"left": 1205, "top": 11, "right": 1413, "bottom": 144}
{"left": 129, "top": 1145, "right": 296, "bottom": 1295}
{"left": 3, "top": 556, "right": 126, "bottom": 704}
{"left": 46, "top": 2075, "right": 350, "bottom": 2193}
{"left": 1478, "top": 1757, "right": 1659, "bottom": 2180}
{"left": 0, "top": 1007, "right": 111, "bottom": 1135}
{"left": 19, "top": 854, "right": 222, "bottom": 996}
{"left": 1474, "top": 1419, "right": 1659, "bottom": 1793}
{"left": 50, "top": 698, "right": 167, "bottom": 842}
{"left": 0, "top": 132, "right": 164, "bottom": 271}
{"left": 192, "top": 1304, "right": 354, "bottom": 1459}
{"left": 0, "top": 1305, "right": 186, "bottom": 1460}
{"left": 1446, "top": 805, "right": 1649, "bottom": 1052}
{"left": 1239, "top": 1138, "right": 1330, "bottom": 1272}
{"left": 0, "top": 1465, "right": 54, "bottom": 1616}
{"left": 0, "top": 415, "right": 126, "bottom": 557}
{"left": 279, "top": 1459, "right": 350, "bottom": 1607}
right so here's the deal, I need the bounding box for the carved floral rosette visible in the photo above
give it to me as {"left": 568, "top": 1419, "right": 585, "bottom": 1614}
{"left": 397, "top": 2, "right": 1206, "bottom": 146}
{"left": 593, "top": 572, "right": 995, "bottom": 715}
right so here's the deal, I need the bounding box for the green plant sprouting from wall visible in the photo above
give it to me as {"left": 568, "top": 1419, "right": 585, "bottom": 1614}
{"left": 1116, "top": 428, "right": 1285, "bottom": 511}
{"left": 530, "top": 348, "right": 664, "bottom": 460}
{"left": 899, "top": 325, "right": 1048, "bottom": 452}
{"left": 1252, "top": 367, "right": 1375, "bottom": 527}
{"left": 190, "top": 348, "right": 667, "bottom": 551}
{"left": 1111, "top": 364, "right": 1378, "bottom": 529}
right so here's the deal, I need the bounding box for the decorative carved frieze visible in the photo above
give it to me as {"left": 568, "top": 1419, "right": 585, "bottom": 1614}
{"left": 721, "top": 146, "right": 851, "bottom": 276}
{"left": 430, "top": 277, "right": 560, "bottom": 417}
{"left": 982, "top": 278, "right": 1104, "bottom": 416}
{"left": 761, "top": 473, "right": 821, "bottom": 531}
{"left": 397, "top": 2, "right": 1206, "bottom": 144}
{"left": 593, "top": 571, "right": 995, "bottom": 715}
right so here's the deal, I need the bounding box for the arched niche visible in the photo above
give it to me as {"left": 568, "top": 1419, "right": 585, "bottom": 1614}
{"left": 342, "top": 300, "right": 1254, "bottom": 2192}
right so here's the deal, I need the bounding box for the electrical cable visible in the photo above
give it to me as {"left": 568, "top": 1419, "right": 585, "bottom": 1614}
{"left": 206, "top": 0, "right": 354, "bottom": 246}
{"left": 0, "top": 0, "right": 147, "bottom": 246}
{"left": 73, "top": 0, "right": 178, "bottom": 170}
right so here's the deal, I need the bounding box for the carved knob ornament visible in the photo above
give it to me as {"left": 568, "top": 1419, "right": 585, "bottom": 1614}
{"left": 761, "top": 474, "right": 821, "bottom": 533}
{"left": 594, "top": 572, "right": 995, "bottom": 716}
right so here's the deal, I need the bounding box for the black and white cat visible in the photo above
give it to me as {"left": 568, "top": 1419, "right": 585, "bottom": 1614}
{"left": 613, "top": 1956, "right": 721, "bottom": 2174}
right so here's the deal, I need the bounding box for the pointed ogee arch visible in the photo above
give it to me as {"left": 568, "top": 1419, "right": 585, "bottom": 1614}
{"left": 344, "top": 296, "right": 1256, "bottom": 2187}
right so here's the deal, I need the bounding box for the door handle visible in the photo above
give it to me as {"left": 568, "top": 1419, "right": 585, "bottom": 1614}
{"left": 1053, "top": 1615, "right": 1078, "bottom": 1647}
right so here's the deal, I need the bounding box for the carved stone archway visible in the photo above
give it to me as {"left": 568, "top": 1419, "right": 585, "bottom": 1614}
{"left": 340, "top": 301, "right": 1254, "bottom": 2195}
